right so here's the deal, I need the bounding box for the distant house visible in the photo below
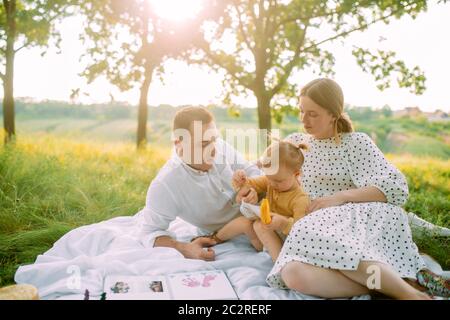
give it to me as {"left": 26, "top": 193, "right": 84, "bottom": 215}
{"left": 394, "top": 106, "right": 422, "bottom": 118}
{"left": 393, "top": 107, "right": 450, "bottom": 122}
{"left": 425, "top": 110, "right": 450, "bottom": 122}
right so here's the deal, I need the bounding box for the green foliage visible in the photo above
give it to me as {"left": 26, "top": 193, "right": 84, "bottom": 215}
{"left": 77, "top": 0, "right": 228, "bottom": 146}
{"left": 352, "top": 48, "right": 426, "bottom": 94}
{"left": 0, "top": 135, "right": 169, "bottom": 286}
{"left": 394, "top": 156, "right": 450, "bottom": 268}
{"left": 192, "top": 0, "right": 431, "bottom": 128}
{"left": 0, "top": 0, "right": 78, "bottom": 59}
{"left": 395, "top": 157, "right": 449, "bottom": 226}
{"left": 78, "top": 0, "right": 226, "bottom": 93}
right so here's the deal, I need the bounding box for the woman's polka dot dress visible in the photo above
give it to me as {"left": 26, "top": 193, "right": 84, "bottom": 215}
{"left": 266, "top": 132, "right": 426, "bottom": 289}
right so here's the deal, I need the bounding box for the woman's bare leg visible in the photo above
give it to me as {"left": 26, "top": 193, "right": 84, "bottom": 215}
{"left": 281, "top": 261, "right": 370, "bottom": 298}
{"left": 339, "top": 261, "right": 431, "bottom": 300}
{"left": 216, "top": 216, "right": 263, "bottom": 251}
{"left": 253, "top": 220, "right": 284, "bottom": 261}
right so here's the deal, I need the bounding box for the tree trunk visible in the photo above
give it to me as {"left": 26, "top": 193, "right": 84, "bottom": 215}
{"left": 253, "top": 39, "right": 271, "bottom": 136}
{"left": 256, "top": 92, "right": 272, "bottom": 147}
{"left": 2, "top": 0, "right": 17, "bottom": 145}
{"left": 136, "top": 65, "right": 154, "bottom": 149}
{"left": 256, "top": 94, "right": 271, "bottom": 132}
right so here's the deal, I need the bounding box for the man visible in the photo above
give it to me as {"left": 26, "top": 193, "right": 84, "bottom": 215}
{"left": 139, "top": 106, "right": 261, "bottom": 261}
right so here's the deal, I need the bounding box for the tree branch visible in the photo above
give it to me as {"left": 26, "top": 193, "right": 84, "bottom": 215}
{"left": 3, "top": 0, "right": 10, "bottom": 12}
{"left": 269, "top": 24, "right": 308, "bottom": 98}
{"left": 247, "top": 0, "right": 258, "bottom": 27}
{"left": 268, "top": 4, "right": 418, "bottom": 98}
{"left": 272, "top": 10, "right": 338, "bottom": 35}
{"left": 35, "top": 1, "right": 72, "bottom": 24}
{"left": 303, "top": 5, "right": 415, "bottom": 52}
{"left": 14, "top": 40, "right": 30, "bottom": 53}
{"left": 232, "top": 0, "right": 255, "bottom": 54}
{"left": 198, "top": 37, "right": 250, "bottom": 89}
{"left": 13, "top": 3, "right": 71, "bottom": 54}
{"left": 204, "top": 50, "right": 250, "bottom": 89}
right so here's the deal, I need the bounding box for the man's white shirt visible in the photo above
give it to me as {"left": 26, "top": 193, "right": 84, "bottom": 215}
{"left": 138, "top": 138, "right": 261, "bottom": 247}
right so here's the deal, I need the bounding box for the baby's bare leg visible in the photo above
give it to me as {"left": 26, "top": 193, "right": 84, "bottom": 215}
{"left": 253, "top": 220, "right": 283, "bottom": 262}
{"left": 216, "top": 216, "right": 263, "bottom": 251}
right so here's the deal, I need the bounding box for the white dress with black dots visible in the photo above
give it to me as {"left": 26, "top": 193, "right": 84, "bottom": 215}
{"left": 266, "top": 132, "right": 426, "bottom": 289}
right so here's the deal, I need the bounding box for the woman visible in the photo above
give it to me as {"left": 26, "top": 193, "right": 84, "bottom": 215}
{"left": 266, "top": 78, "right": 431, "bottom": 299}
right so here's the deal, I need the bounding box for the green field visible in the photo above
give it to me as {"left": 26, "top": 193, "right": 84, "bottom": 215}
{"left": 0, "top": 132, "right": 448, "bottom": 287}
{"left": 9, "top": 101, "right": 450, "bottom": 159}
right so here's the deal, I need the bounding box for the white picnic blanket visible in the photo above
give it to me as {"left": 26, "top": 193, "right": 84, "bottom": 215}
{"left": 15, "top": 211, "right": 448, "bottom": 300}
{"left": 15, "top": 211, "right": 371, "bottom": 300}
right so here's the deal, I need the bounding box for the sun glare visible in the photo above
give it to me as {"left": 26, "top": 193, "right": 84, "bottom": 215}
{"left": 149, "top": 0, "right": 204, "bottom": 21}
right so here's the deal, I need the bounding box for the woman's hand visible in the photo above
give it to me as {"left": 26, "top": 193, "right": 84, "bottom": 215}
{"left": 263, "top": 213, "right": 288, "bottom": 232}
{"left": 306, "top": 193, "right": 347, "bottom": 214}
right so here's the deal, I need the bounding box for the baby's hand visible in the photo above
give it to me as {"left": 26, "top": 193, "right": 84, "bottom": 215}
{"left": 236, "top": 185, "right": 255, "bottom": 204}
{"left": 232, "top": 169, "right": 247, "bottom": 190}
{"left": 263, "top": 214, "right": 288, "bottom": 232}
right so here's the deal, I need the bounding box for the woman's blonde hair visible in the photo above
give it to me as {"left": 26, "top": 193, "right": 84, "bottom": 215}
{"left": 300, "top": 78, "right": 353, "bottom": 143}
{"left": 260, "top": 139, "right": 308, "bottom": 173}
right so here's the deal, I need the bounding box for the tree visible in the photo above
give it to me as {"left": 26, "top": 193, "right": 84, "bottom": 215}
{"left": 0, "top": 0, "right": 76, "bottom": 144}
{"left": 79, "top": 0, "right": 227, "bottom": 148}
{"left": 192, "top": 0, "right": 430, "bottom": 132}
{"left": 381, "top": 104, "right": 393, "bottom": 118}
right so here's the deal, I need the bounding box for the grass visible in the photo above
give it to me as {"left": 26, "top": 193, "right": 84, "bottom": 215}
{"left": 0, "top": 133, "right": 448, "bottom": 287}
{"left": 390, "top": 155, "right": 450, "bottom": 270}
{"left": 0, "top": 133, "right": 170, "bottom": 286}
{"left": 390, "top": 134, "right": 450, "bottom": 159}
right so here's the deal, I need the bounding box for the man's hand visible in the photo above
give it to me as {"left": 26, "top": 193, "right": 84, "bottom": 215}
{"left": 236, "top": 186, "right": 258, "bottom": 204}
{"left": 178, "top": 237, "right": 216, "bottom": 261}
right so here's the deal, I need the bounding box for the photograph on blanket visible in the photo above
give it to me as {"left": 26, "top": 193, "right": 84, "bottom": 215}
{"left": 1, "top": 0, "right": 449, "bottom": 302}
{"left": 103, "top": 270, "right": 237, "bottom": 300}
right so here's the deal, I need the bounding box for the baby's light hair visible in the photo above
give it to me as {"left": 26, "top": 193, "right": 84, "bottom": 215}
{"left": 260, "top": 138, "right": 308, "bottom": 173}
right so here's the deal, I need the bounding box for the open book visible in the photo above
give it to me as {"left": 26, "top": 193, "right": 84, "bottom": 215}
{"left": 240, "top": 201, "right": 262, "bottom": 220}
{"left": 103, "top": 270, "right": 238, "bottom": 300}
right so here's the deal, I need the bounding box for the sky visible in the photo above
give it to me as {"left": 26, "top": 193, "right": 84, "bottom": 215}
{"left": 7, "top": 1, "right": 450, "bottom": 112}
